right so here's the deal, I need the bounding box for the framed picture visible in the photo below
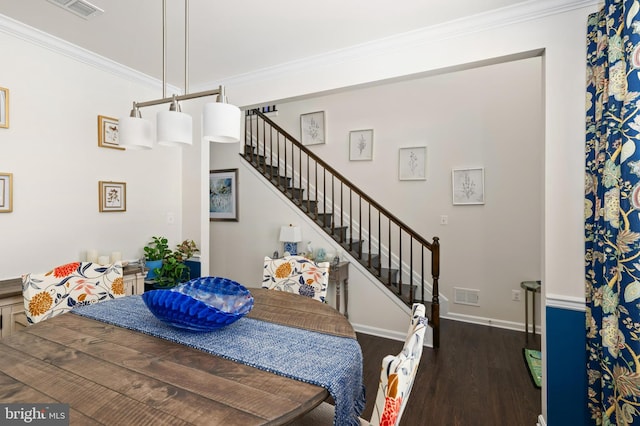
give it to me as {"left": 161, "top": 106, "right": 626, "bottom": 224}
{"left": 452, "top": 168, "right": 485, "bottom": 205}
{"left": 98, "top": 181, "right": 126, "bottom": 212}
{"left": 210, "top": 168, "right": 239, "bottom": 222}
{"left": 349, "top": 129, "right": 373, "bottom": 161}
{"left": 398, "top": 146, "right": 427, "bottom": 181}
{"left": 0, "top": 173, "right": 13, "bottom": 213}
{"left": 98, "top": 115, "right": 123, "bottom": 150}
{"left": 0, "top": 87, "right": 9, "bottom": 129}
{"left": 300, "top": 111, "right": 326, "bottom": 145}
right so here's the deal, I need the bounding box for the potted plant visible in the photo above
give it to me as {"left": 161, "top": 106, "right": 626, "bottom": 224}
{"left": 151, "top": 239, "right": 200, "bottom": 289}
{"left": 143, "top": 236, "right": 171, "bottom": 280}
{"left": 153, "top": 253, "right": 190, "bottom": 288}
{"left": 175, "top": 239, "right": 199, "bottom": 261}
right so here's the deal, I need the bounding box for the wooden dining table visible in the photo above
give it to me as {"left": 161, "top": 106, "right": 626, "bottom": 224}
{"left": 0, "top": 287, "right": 360, "bottom": 425}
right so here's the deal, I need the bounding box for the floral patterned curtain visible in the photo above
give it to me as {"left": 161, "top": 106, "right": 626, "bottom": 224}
{"left": 586, "top": 1, "right": 640, "bottom": 424}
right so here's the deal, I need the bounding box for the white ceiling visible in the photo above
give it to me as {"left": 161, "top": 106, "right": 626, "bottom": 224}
{"left": 0, "top": 0, "right": 530, "bottom": 89}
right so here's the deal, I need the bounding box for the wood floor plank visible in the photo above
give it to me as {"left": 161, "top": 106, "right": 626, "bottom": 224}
{"left": 357, "top": 319, "right": 541, "bottom": 425}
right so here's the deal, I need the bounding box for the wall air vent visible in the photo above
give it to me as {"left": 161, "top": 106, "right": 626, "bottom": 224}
{"left": 454, "top": 287, "right": 480, "bottom": 306}
{"left": 46, "top": 0, "right": 104, "bottom": 20}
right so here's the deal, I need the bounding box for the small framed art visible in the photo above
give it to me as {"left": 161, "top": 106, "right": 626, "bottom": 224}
{"left": 0, "top": 172, "right": 13, "bottom": 213}
{"left": 0, "top": 87, "right": 9, "bottom": 129}
{"left": 398, "top": 146, "right": 427, "bottom": 181}
{"left": 452, "top": 168, "right": 485, "bottom": 205}
{"left": 98, "top": 115, "right": 123, "bottom": 150}
{"left": 99, "top": 181, "right": 126, "bottom": 212}
{"left": 300, "top": 111, "right": 326, "bottom": 145}
{"left": 210, "top": 169, "right": 239, "bottom": 221}
{"left": 349, "top": 129, "right": 373, "bottom": 161}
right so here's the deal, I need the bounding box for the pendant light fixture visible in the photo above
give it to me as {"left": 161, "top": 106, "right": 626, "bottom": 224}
{"left": 203, "top": 86, "right": 241, "bottom": 143}
{"left": 119, "top": 103, "right": 153, "bottom": 150}
{"left": 119, "top": 0, "right": 240, "bottom": 149}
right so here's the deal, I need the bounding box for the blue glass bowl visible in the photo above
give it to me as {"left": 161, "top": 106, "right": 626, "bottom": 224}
{"left": 142, "top": 276, "right": 254, "bottom": 331}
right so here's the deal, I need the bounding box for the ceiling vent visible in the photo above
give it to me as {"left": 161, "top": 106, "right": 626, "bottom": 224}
{"left": 47, "top": 0, "right": 104, "bottom": 20}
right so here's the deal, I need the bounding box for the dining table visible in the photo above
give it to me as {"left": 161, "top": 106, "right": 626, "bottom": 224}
{"left": 0, "top": 287, "right": 364, "bottom": 425}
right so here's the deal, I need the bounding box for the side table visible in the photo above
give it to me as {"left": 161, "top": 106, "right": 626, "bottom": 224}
{"left": 329, "top": 261, "right": 350, "bottom": 318}
{"left": 521, "top": 280, "right": 541, "bottom": 343}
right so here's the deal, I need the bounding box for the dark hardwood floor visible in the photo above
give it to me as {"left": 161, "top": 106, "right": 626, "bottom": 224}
{"left": 357, "top": 319, "right": 541, "bottom": 426}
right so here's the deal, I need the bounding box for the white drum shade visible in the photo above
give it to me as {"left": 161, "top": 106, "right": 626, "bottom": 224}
{"left": 203, "top": 102, "right": 241, "bottom": 143}
{"left": 157, "top": 110, "right": 193, "bottom": 146}
{"left": 118, "top": 116, "right": 153, "bottom": 150}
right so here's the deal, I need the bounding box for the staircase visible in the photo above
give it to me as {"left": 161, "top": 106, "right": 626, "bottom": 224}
{"left": 242, "top": 109, "right": 441, "bottom": 347}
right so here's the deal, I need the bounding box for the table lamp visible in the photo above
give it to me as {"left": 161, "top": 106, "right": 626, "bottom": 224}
{"left": 279, "top": 225, "right": 302, "bottom": 255}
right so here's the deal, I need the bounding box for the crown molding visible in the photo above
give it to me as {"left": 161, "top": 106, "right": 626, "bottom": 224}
{"left": 212, "top": 0, "right": 600, "bottom": 90}
{"left": 0, "top": 12, "right": 180, "bottom": 94}
{"left": 0, "top": 0, "right": 599, "bottom": 94}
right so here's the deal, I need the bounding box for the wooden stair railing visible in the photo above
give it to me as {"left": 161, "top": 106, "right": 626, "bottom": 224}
{"left": 243, "top": 109, "right": 441, "bottom": 347}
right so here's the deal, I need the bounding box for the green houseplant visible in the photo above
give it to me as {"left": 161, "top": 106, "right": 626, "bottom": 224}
{"left": 143, "top": 236, "right": 171, "bottom": 280}
{"left": 152, "top": 239, "right": 200, "bottom": 288}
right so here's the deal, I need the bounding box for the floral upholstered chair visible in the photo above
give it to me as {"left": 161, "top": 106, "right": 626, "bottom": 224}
{"left": 22, "top": 261, "right": 125, "bottom": 324}
{"left": 262, "top": 255, "right": 330, "bottom": 303}
{"left": 289, "top": 303, "right": 427, "bottom": 426}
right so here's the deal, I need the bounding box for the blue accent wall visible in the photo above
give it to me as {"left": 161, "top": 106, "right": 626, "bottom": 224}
{"left": 546, "top": 306, "right": 588, "bottom": 425}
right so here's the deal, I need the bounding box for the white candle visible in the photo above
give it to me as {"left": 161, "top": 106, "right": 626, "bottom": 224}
{"left": 98, "top": 255, "right": 110, "bottom": 265}
{"left": 111, "top": 251, "right": 122, "bottom": 263}
{"left": 87, "top": 249, "right": 98, "bottom": 263}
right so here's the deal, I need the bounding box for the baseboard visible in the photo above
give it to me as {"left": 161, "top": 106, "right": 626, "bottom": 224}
{"left": 442, "top": 311, "right": 541, "bottom": 334}
{"left": 352, "top": 322, "right": 434, "bottom": 348}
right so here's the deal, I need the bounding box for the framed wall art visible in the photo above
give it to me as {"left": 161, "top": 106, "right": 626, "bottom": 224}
{"left": 452, "top": 168, "right": 485, "bottom": 205}
{"left": 349, "top": 129, "right": 373, "bottom": 161}
{"left": 300, "top": 111, "right": 325, "bottom": 145}
{"left": 0, "top": 87, "right": 9, "bottom": 129}
{"left": 210, "top": 168, "right": 239, "bottom": 221}
{"left": 398, "top": 146, "right": 427, "bottom": 181}
{"left": 98, "top": 181, "right": 126, "bottom": 212}
{"left": 0, "top": 172, "right": 13, "bottom": 213}
{"left": 98, "top": 115, "right": 123, "bottom": 150}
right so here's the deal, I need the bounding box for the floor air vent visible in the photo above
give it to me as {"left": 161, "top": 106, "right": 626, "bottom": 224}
{"left": 454, "top": 287, "right": 480, "bottom": 306}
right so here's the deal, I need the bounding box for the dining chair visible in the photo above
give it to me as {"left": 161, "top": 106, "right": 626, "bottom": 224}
{"left": 263, "top": 255, "right": 330, "bottom": 303}
{"left": 289, "top": 303, "right": 427, "bottom": 426}
{"left": 22, "top": 261, "right": 125, "bottom": 324}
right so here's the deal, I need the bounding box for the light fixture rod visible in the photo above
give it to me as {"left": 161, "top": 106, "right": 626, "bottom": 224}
{"left": 133, "top": 86, "right": 225, "bottom": 109}
{"left": 185, "top": 0, "right": 189, "bottom": 95}
{"left": 162, "top": 0, "right": 167, "bottom": 99}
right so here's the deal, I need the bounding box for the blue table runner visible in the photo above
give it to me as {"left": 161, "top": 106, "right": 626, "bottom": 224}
{"left": 72, "top": 296, "right": 365, "bottom": 426}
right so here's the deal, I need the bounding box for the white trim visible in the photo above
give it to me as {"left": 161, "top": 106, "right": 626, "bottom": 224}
{"left": 0, "top": 13, "right": 180, "bottom": 94}
{"left": 199, "top": 0, "right": 600, "bottom": 90}
{"left": 443, "top": 311, "right": 541, "bottom": 333}
{"left": 546, "top": 293, "right": 585, "bottom": 312}
{"left": 352, "top": 321, "right": 434, "bottom": 348}
{"left": 0, "top": 0, "right": 598, "bottom": 100}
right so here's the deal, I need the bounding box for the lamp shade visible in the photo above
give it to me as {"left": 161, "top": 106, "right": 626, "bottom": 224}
{"left": 118, "top": 116, "right": 153, "bottom": 150}
{"left": 203, "top": 102, "right": 241, "bottom": 143}
{"left": 157, "top": 110, "right": 193, "bottom": 146}
{"left": 279, "top": 225, "right": 302, "bottom": 243}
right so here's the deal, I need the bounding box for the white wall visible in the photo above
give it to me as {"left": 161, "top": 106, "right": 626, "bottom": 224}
{"left": 266, "top": 56, "right": 543, "bottom": 325}
{"left": 0, "top": 29, "right": 184, "bottom": 278}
